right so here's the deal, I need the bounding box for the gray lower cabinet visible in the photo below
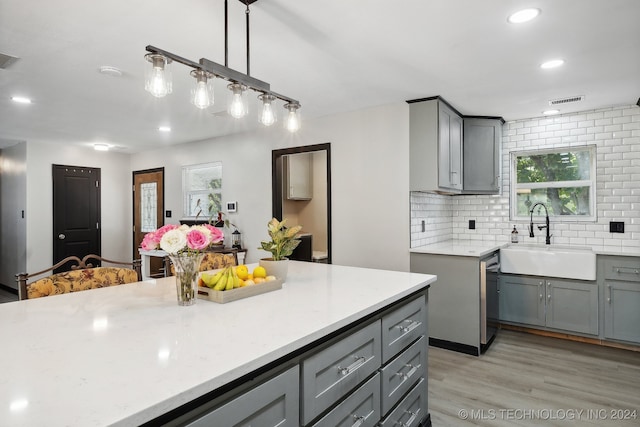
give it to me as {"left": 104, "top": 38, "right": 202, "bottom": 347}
{"left": 381, "top": 296, "right": 427, "bottom": 363}
{"left": 311, "top": 374, "right": 381, "bottom": 427}
{"left": 602, "top": 256, "right": 640, "bottom": 344}
{"left": 499, "top": 274, "right": 598, "bottom": 336}
{"left": 380, "top": 336, "right": 426, "bottom": 415}
{"left": 186, "top": 365, "right": 299, "bottom": 427}
{"left": 301, "top": 320, "right": 382, "bottom": 425}
{"left": 379, "top": 378, "right": 427, "bottom": 427}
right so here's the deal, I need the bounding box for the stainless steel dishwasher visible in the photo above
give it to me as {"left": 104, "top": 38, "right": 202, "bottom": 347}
{"left": 480, "top": 252, "right": 500, "bottom": 352}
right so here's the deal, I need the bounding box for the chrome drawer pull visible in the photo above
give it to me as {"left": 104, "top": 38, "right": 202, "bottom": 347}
{"left": 405, "top": 363, "right": 420, "bottom": 378}
{"left": 338, "top": 356, "right": 366, "bottom": 376}
{"left": 397, "top": 319, "right": 421, "bottom": 333}
{"left": 401, "top": 410, "right": 418, "bottom": 427}
{"left": 351, "top": 415, "right": 365, "bottom": 427}
{"left": 615, "top": 267, "right": 640, "bottom": 275}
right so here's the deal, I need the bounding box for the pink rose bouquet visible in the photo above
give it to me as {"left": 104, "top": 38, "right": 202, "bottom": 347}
{"left": 140, "top": 223, "right": 224, "bottom": 255}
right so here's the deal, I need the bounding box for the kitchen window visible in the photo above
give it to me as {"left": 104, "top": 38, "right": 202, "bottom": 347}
{"left": 510, "top": 146, "right": 596, "bottom": 220}
{"left": 183, "top": 162, "right": 222, "bottom": 219}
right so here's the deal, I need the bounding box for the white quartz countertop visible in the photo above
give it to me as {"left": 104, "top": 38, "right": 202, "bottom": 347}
{"left": 0, "top": 261, "right": 435, "bottom": 427}
{"left": 410, "top": 240, "right": 504, "bottom": 257}
{"left": 411, "top": 240, "right": 640, "bottom": 258}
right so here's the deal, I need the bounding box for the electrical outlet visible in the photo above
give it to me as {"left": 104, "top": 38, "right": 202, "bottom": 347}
{"left": 166, "top": 210, "right": 172, "bottom": 218}
{"left": 469, "top": 220, "right": 476, "bottom": 230}
{"left": 421, "top": 220, "right": 425, "bottom": 232}
{"left": 609, "top": 221, "right": 624, "bottom": 233}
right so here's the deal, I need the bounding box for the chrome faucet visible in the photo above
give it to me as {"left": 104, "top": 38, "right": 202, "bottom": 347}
{"left": 529, "top": 202, "right": 552, "bottom": 245}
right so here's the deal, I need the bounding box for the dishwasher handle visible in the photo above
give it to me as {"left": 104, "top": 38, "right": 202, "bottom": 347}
{"left": 486, "top": 263, "right": 501, "bottom": 273}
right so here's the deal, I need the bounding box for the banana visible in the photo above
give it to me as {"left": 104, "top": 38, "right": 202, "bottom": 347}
{"left": 213, "top": 267, "right": 228, "bottom": 291}
{"left": 206, "top": 270, "right": 224, "bottom": 288}
{"left": 225, "top": 268, "right": 234, "bottom": 291}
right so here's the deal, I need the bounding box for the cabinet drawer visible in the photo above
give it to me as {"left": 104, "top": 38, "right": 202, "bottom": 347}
{"left": 311, "top": 373, "right": 381, "bottom": 427}
{"left": 380, "top": 336, "right": 426, "bottom": 415}
{"left": 302, "top": 320, "right": 382, "bottom": 425}
{"left": 604, "top": 258, "right": 640, "bottom": 282}
{"left": 186, "top": 365, "right": 299, "bottom": 427}
{"left": 381, "top": 296, "right": 426, "bottom": 363}
{"left": 379, "top": 378, "right": 427, "bottom": 427}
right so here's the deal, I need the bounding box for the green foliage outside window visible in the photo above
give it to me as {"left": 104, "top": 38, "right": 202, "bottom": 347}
{"left": 513, "top": 147, "right": 595, "bottom": 218}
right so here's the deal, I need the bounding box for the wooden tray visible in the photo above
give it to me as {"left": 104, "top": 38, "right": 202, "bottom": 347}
{"left": 197, "top": 272, "right": 283, "bottom": 303}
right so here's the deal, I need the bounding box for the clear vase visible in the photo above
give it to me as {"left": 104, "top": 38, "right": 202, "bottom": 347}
{"left": 169, "top": 253, "right": 204, "bottom": 306}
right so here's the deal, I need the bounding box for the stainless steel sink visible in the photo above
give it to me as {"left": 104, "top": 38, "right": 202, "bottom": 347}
{"left": 500, "top": 244, "right": 596, "bottom": 280}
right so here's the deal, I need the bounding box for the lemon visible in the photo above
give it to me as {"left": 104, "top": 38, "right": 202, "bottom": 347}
{"left": 236, "top": 265, "right": 249, "bottom": 280}
{"left": 253, "top": 266, "right": 267, "bottom": 279}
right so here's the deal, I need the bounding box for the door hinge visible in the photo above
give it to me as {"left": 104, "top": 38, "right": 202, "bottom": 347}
{"left": 95, "top": 181, "right": 100, "bottom": 188}
{"left": 96, "top": 222, "right": 100, "bottom": 230}
{"left": 132, "top": 184, "right": 135, "bottom": 192}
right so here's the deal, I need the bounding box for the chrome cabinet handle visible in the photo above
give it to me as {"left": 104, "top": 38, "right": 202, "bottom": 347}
{"left": 607, "top": 284, "right": 612, "bottom": 304}
{"left": 338, "top": 356, "right": 366, "bottom": 376}
{"left": 401, "top": 410, "right": 418, "bottom": 427}
{"left": 397, "top": 319, "right": 421, "bottom": 334}
{"left": 394, "top": 363, "right": 421, "bottom": 381}
{"left": 351, "top": 415, "right": 365, "bottom": 427}
{"left": 616, "top": 267, "right": 640, "bottom": 275}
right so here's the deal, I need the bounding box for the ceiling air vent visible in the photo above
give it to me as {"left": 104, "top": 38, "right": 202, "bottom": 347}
{"left": 548, "top": 95, "right": 585, "bottom": 106}
{"left": 0, "top": 52, "right": 19, "bottom": 69}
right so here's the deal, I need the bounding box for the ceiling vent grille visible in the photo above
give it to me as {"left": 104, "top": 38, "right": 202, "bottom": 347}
{"left": 0, "top": 52, "right": 19, "bottom": 69}
{"left": 549, "top": 95, "right": 585, "bottom": 106}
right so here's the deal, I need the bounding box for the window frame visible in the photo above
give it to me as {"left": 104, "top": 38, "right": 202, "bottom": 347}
{"left": 182, "top": 161, "right": 223, "bottom": 220}
{"left": 510, "top": 145, "right": 597, "bottom": 222}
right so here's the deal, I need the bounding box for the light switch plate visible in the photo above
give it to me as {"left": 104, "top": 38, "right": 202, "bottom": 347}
{"left": 226, "top": 201, "right": 237, "bottom": 213}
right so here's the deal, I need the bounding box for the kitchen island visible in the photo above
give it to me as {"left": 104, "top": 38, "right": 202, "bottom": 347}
{"left": 0, "top": 261, "right": 435, "bottom": 426}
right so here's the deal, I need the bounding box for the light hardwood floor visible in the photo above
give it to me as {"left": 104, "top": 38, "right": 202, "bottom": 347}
{"left": 429, "top": 330, "right": 640, "bottom": 426}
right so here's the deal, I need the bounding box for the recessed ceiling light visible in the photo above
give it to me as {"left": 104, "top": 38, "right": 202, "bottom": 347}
{"left": 98, "top": 66, "right": 123, "bottom": 77}
{"left": 508, "top": 8, "right": 541, "bottom": 24}
{"left": 11, "top": 96, "right": 32, "bottom": 104}
{"left": 540, "top": 59, "right": 565, "bottom": 69}
{"left": 158, "top": 126, "right": 171, "bottom": 132}
{"left": 543, "top": 109, "right": 560, "bottom": 115}
{"left": 94, "top": 143, "right": 109, "bottom": 151}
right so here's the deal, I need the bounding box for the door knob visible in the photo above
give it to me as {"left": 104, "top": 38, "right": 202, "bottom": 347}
{"left": 58, "top": 234, "right": 66, "bottom": 240}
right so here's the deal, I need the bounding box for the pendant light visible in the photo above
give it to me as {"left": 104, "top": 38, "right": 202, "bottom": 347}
{"left": 144, "top": 0, "right": 301, "bottom": 131}
{"left": 190, "top": 69, "right": 215, "bottom": 109}
{"left": 144, "top": 54, "right": 172, "bottom": 98}
{"left": 258, "top": 93, "right": 277, "bottom": 126}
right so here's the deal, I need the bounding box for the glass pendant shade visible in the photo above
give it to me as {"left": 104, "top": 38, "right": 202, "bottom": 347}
{"left": 144, "top": 54, "right": 172, "bottom": 98}
{"left": 284, "top": 102, "right": 301, "bottom": 132}
{"left": 258, "top": 94, "right": 277, "bottom": 126}
{"left": 227, "top": 83, "right": 248, "bottom": 118}
{"left": 190, "top": 70, "right": 214, "bottom": 109}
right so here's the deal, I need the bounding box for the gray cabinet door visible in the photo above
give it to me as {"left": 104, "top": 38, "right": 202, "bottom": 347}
{"left": 546, "top": 279, "right": 598, "bottom": 335}
{"left": 604, "top": 280, "right": 640, "bottom": 343}
{"left": 463, "top": 118, "right": 501, "bottom": 194}
{"left": 186, "top": 365, "right": 299, "bottom": 427}
{"left": 381, "top": 295, "right": 427, "bottom": 363}
{"left": 438, "top": 102, "right": 463, "bottom": 191}
{"left": 499, "top": 275, "right": 545, "bottom": 326}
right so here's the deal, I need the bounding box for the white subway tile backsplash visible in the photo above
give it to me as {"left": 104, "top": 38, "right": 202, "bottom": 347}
{"left": 410, "top": 104, "right": 640, "bottom": 250}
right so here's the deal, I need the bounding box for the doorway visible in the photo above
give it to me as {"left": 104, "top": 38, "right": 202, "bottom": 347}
{"left": 133, "top": 168, "right": 164, "bottom": 276}
{"left": 52, "top": 164, "right": 101, "bottom": 272}
{"left": 272, "top": 143, "right": 331, "bottom": 264}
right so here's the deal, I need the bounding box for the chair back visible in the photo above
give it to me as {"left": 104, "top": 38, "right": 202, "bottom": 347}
{"left": 16, "top": 255, "right": 142, "bottom": 300}
{"left": 164, "top": 249, "right": 238, "bottom": 277}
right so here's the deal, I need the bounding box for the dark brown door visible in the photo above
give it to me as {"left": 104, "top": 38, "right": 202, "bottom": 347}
{"left": 133, "top": 168, "right": 164, "bottom": 277}
{"left": 53, "top": 165, "right": 101, "bottom": 272}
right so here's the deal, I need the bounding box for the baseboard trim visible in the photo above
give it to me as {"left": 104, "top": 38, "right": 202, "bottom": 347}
{"left": 499, "top": 324, "right": 640, "bottom": 353}
{"left": 0, "top": 283, "right": 18, "bottom": 295}
{"left": 429, "top": 337, "right": 479, "bottom": 356}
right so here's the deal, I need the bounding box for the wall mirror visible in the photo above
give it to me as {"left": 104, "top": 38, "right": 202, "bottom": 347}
{"left": 272, "top": 143, "right": 331, "bottom": 264}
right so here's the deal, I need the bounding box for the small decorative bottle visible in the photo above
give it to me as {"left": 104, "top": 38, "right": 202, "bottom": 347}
{"left": 511, "top": 225, "right": 519, "bottom": 243}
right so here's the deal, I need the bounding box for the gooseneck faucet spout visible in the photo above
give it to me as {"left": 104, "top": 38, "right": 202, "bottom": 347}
{"left": 529, "top": 202, "right": 552, "bottom": 245}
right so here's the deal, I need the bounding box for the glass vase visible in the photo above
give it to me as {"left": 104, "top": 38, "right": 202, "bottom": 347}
{"left": 169, "top": 253, "right": 204, "bottom": 306}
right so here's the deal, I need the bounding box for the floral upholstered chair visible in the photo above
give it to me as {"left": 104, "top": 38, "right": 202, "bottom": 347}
{"left": 16, "top": 255, "right": 142, "bottom": 300}
{"left": 164, "top": 250, "right": 238, "bottom": 277}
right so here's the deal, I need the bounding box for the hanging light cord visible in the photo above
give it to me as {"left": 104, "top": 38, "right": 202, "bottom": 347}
{"left": 245, "top": 1, "right": 251, "bottom": 76}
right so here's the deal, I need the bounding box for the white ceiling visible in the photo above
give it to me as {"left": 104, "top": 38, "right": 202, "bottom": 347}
{"left": 1, "top": 0, "right": 639, "bottom": 153}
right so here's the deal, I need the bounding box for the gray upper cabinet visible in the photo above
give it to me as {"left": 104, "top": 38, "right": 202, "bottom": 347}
{"left": 285, "top": 152, "right": 313, "bottom": 200}
{"left": 409, "top": 98, "right": 463, "bottom": 193}
{"left": 463, "top": 118, "right": 502, "bottom": 194}
{"left": 409, "top": 96, "right": 502, "bottom": 194}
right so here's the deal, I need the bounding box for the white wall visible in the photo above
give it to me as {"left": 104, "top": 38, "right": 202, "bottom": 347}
{"left": 0, "top": 143, "right": 27, "bottom": 288}
{"left": 130, "top": 102, "right": 411, "bottom": 271}
{"left": 26, "top": 142, "right": 132, "bottom": 274}
{"left": 411, "top": 104, "right": 640, "bottom": 250}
